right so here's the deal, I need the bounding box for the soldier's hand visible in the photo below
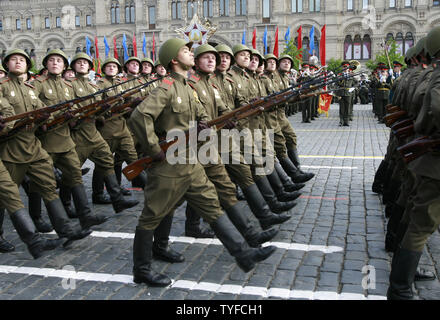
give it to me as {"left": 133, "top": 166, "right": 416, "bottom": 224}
{"left": 197, "top": 121, "right": 210, "bottom": 134}
{"left": 131, "top": 97, "right": 144, "bottom": 108}
{"left": 35, "top": 111, "right": 50, "bottom": 122}
{"left": 152, "top": 150, "right": 166, "bottom": 162}
{"left": 64, "top": 111, "right": 74, "bottom": 120}
{"left": 223, "top": 119, "right": 236, "bottom": 130}
{"left": 68, "top": 120, "right": 77, "bottom": 129}
{"left": 101, "top": 103, "right": 112, "bottom": 111}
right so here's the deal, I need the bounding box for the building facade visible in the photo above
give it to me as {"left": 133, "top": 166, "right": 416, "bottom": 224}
{"left": 1, "top": 0, "right": 439, "bottom": 69}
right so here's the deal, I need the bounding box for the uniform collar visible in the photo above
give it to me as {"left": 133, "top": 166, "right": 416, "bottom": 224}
{"left": 48, "top": 73, "right": 62, "bottom": 80}
{"left": 170, "top": 71, "right": 187, "bottom": 84}
{"left": 232, "top": 65, "right": 247, "bottom": 76}
{"left": 7, "top": 72, "right": 26, "bottom": 83}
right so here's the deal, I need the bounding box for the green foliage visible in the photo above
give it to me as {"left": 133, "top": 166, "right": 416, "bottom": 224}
{"left": 365, "top": 39, "right": 406, "bottom": 71}
{"left": 327, "top": 58, "right": 343, "bottom": 74}
{"left": 29, "top": 59, "right": 39, "bottom": 75}
{"left": 283, "top": 39, "right": 304, "bottom": 70}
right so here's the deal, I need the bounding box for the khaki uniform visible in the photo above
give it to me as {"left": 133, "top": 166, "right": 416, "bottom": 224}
{"left": 0, "top": 74, "right": 59, "bottom": 202}
{"left": 33, "top": 74, "right": 83, "bottom": 187}
{"left": 337, "top": 75, "right": 356, "bottom": 126}
{"left": 276, "top": 70, "right": 298, "bottom": 150}
{"left": 129, "top": 72, "right": 224, "bottom": 230}
{"left": 70, "top": 74, "right": 115, "bottom": 175}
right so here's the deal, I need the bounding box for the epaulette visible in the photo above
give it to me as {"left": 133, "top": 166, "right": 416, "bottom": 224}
{"left": 187, "top": 82, "right": 197, "bottom": 91}
{"left": 189, "top": 74, "right": 200, "bottom": 83}
{"left": 35, "top": 75, "right": 48, "bottom": 83}
{"left": 24, "top": 81, "right": 35, "bottom": 89}
{"left": 211, "top": 82, "right": 219, "bottom": 90}
{"left": 159, "top": 77, "right": 174, "bottom": 90}
{"left": 89, "top": 82, "right": 99, "bottom": 89}
{"left": 225, "top": 76, "right": 235, "bottom": 83}
{"left": 0, "top": 77, "right": 10, "bottom": 85}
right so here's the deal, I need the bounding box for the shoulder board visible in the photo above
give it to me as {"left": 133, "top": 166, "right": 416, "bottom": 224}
{"left": 24, "top": 81, "right": 35, "bottom": 89}
{"left": 187, "top": 82, "right": 197, "bottom": 90}
{"left": 119, "top": 76, "right": 128, "bottom": 81}
{"left": 159, "top": 77, "right": 174, "bottom": 90}
{"left": 190, "top": 74, "right": 200, "bottom": 82}
{"left": 0, "top": 77, "right": 10, "bottom": 85}
{"left": 211, "top": 82, "right": 219, "bottom": 90}
{"left": 225, "top": 76, "right": 235, "bottom": 83}
{"left": 89, "top": 82, "right": 99, "bottom": 89}
{"left": 35, "top": 75, "right": 48, "bottom": 82}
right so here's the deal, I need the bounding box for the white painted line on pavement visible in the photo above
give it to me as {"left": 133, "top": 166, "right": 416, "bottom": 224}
{"left": 299, "top": 155, "right": 383, "bottom": 159}
{"left": 0, "top": 265, "right": 386, "bottom": 300}
{"left": 49, "top": 231, "right": 343, "bottom": 253}
{"left": 301, "top": 165, "right": 358, "bottom": 170}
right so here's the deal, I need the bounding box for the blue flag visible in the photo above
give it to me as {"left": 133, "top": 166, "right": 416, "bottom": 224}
{"left": 103, "top": 36, "right": 110, "bottom": 58}
{"left": 284, "top": 26, "right": 291, "bottom": 45}
{"left": 241, "top": 28, "right": 246, "bottom": 45}
{"left": 309, "top": 26, "right": 315, "bottom": 55}
{"left": 142, "top": 33, "right": 147, "bottom": 57}
{"left": 263, "top": 26, "right": 268, "bottom": 55}
{"left": 122, "top": 34, "right": 129, "bottom": 61}
{"left": 85, "top": 36, "right": 92, "bottom": 57}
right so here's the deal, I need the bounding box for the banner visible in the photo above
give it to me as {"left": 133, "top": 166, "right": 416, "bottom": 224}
{"left": 318, "top": 93, "right": 333, "bottom": 117}
{"left": 320, "top": 25, "right": 326, "bottom": 64}
{"left": 273, "top": 26, "right": 279, "bottom": 57}
{"left": 263, "top": 26, "right": 268, "bottom": 55}
{"left": 297, "top": 26, "right": 302, "bottom": 59}
{"left": 252, "top": 28, "right": 257, "bottom": 49}
{"left": 103, "top": 36, "right": 110, "bottom": 58}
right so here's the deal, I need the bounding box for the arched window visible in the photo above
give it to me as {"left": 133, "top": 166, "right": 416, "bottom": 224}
{"left": 395, "top": 32, "right": 404, "bottom": 55}
{"left": 313, "top": 35, "right": 319, "bottom": 58}
{"left": 386, "top": 33, "right": 394, "bottom": 42}
{"left": 125, "top": 2, "right": 135, "bottom": 23}
{"left": 111, "top": 1, "right": 120, "bottom": 24}
{"left": 344, "top": 34, "right": 371, "bottom": 60}
{"left": 344, "top": 35, "right": 353, "bottom": 60}
{"left": 172, "top": 1, "right": 182, "bottom": 19}
{"left": 302, "top": 36, "right": 310, "bottom": 61}
{"left": 404, "top": 32, "right": 414, "bottom": 54}
{"left": 362, "top": 35, "right": 371, "bottom": 60}
{"left": 203, "top": 0, "right": 213, "bottom": 17}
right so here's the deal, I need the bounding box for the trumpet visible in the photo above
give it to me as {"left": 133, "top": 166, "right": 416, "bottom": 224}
{"left": 349, "top": 60, "right": 361, "bottom": 72}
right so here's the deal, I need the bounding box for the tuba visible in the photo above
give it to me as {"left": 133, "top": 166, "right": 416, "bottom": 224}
{"left": 349, "top": 60, "right": 361, "bottom": 72}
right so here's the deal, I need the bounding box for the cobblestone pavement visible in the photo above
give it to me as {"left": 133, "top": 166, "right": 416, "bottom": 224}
{"left": 1, "top": 104, "right": 439, "bottom": 300}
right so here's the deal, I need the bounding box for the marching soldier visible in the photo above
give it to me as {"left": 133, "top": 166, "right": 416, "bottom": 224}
{"left": 337, "top": 60, "right": 354, "bottom": 126}
{"left": 65, "top": 52, "right": 139, "bottom": 213}
{"left": 0, "top": 49, "right": 91, "bottom": 245}
{"left": 0, "top": 65, "right": 6, "bottom": 79}
{"left": 128, "top": 38, "right": 276, "bottom": 286}
{"left": 154, "top": 60, "right": 167, "bottom": 77}
{"left": 376, "top": 65, "right": 391, "bottom": 123}
{"left": 299, "top": 62, "right": 312, "bottom": 123}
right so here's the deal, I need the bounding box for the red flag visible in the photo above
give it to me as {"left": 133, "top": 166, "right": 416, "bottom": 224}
{"left": 320, "top": 25, "right": 326, "bottom": 65}
{"left": 318, "top": 93, "right": 333, "bottom": 117}
{"left": 94, "top": 36, "right": 101, "bottom": 74}
{"left": 252, "top": 28, "right": 257, "bottom": 49}
{"left": 152, "top": 32, "right": 156, "bottom": 62}
{"left": 133, "top": 33, "right": 138, "bottom": 57}
{"left": 273, "top": 27, "right": 279, "bottom": 57}
{"left": 113, "top": 36, "right": 118, "bottom": 59}
{"left": 297, "top": 26, "right": 302, "bottom": 59}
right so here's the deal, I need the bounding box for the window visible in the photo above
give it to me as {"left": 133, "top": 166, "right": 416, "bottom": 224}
{"left": 405, "top": 0, "right": 412, "bottom": 7}
{"left": 220, "top": 0, "right": 229, "bottom": 16}
{"left": 262, "top": 0, "right": 270, "bottom": 23}
{"left": 172, "top": 1, "right": 182, "bottom": 19}
{"left": 344, "top": 34, "right": 371, "bottom": 60}
{"left": 111, "top": 1, "right": 120, "bottom": 24}
{"left": 16, "top": 19, "right": 21, "bottom": 30}
{"left": 0, "top": 20, "right": 2, "bottom": 31}
{"left": 236, "top": 0, "right": 246, "bottom": 16}
{"left": 435, "top": 0, "right": 440, "bottom": 6}
{"left": 149, "top": 6, "right": 155, "bottom": 29}
{"left": 125, "top": 4, "right": 134, "bottom": 23}
{"left": 389, "top": 0, "right": 396, "bottom": 8}
{"left": 75, "top": 15, "right": 80, "bottom": 27}
{"left": 56, "top": 17, "right": 61, "bottom": 28}
{"left": 309, "top": 0, "right": 320, "bottom": 12}
{"left": 187, "top": 1, "right": 198, "bottom": 19}
{"left": 404, "top": 32, "right": 414, "bottom": 54}
{"left": 45, "top": 17, "right": 50, "bottom": 29}
{"left": 26, "top": 18, "right": 31, "bottom": 30}
{"left": 292, "top": 0, "right": 303, "bottom": 12}
{"left": 347, "top": 0, "right": 353, "bottom": 10}
{"left": 362, "top": 0, "right": 369, "bottom": 9}
{"left": 302, "top": 36, "right": 310, "bottom": 61}
{"left": 203, "top": 0, "right": 213, "bottom": 17}
{"left": 395, "top": 32, "right": 404, "bottom": 55}
{"left": 86, "top": 15, "right": 92, "bottom": 26}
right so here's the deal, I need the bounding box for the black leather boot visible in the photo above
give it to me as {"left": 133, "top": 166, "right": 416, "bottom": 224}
{"left": 9, "top": 208, "right": 63, "bottom": 259}
{"left": 92, "top": 169, "right": 112, "bottom": 204}
{"left": 185, "top": 205, "right": 215, "bottom": 238}
{"left": 225, "top": 203, "right": 278, "bottom": 248}
{"left": 266, "top": 170, "right": 301, "bottom": 202}
{"left": 385, "top": 204, "right": 405, "bottom": 252}
{"left": 45, "top": 198, "right": 92, "bottom": 246}
{"left": 255, "top": 176, "right": 297, "bottom": 213}
{"left": 387, "top": 246, "right": 421, "bottom": 300}
{"left": 242, "top": 184, "right": 291, "bottom": 230}
{"left": 210, "top": 214, "right": 277, "bottom": 273}
{"left": 0, "top": 208, "right": 15, "bottom": 253}
{"left": 287, "top": 147, "right": 315, "bottom": 180}
{"left": 382, "top": 178, "right": 401, "bottom": 205}
{"left": 71, "top": 184, "right": 110, "bottom": 229}
{"left": 372, "top": 160, "right": 388, "bottom": 194}
{"left": 274, "top": 161, "right": 305, "bottom": 192}
{"left": 21, "top": 177, "right": 53, "bottom": 232}
{"left": 133, "top": 227, "right": 172, "bottom": 287}
{"left": 104, "top": 174, "right": 139, "bottom": 213}
{"left": 153, "top": 214, "right": 184, "bottom": 263}
{"left": 59, "top": 185, "right": 77, "bottom": 218}
{"left": 280, "top": 155, "right": 314, "bottom": 183}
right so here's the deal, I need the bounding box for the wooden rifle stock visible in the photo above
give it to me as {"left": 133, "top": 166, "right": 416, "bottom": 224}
{"left": 387, "top": 105, "right": 401, "bottom": 113}
{"left": 394, "top": 125, "right": 414, "bottom": 141}
{"left": 397, "top": 136, "right": 440, "bottom": 164}
{"left": 384, "top": 110, "right": 408, "bottom": 127}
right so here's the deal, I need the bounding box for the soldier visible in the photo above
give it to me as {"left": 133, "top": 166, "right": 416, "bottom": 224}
{"left": 128, "top": 38, "right": 276, "bottom": 286}
{"left": 62, "top": 66, "right": 75, "bottom": 81}
{"left": 387, "top": 26, "right": 440, "bottom": 300}
{"left": 337, "top": 61, "right": 354, "bottom": 126}
{"left": 154, "top": 60, "right": 167, "bottom": 77}
{"left": 376, "top": 65, "right": 391, "bottom": 123}
{"left": 387, "top": 61, "right": 403, "bottom": 102}
{"left": 65, "top": 52, "right": 139, "bottom": 213}
{"left": 358, "top": 74, "right": 370, "bottom": 104}
{"left": 299, "top": 62, "right": 312, "bottom": 123}
{"left": 0, "top": 65, "right": 6, "bottom": 79}
{"left": 0, "top": 49, "right": 91, "bottom": 245}
{"left": 276, "top": 54, "right": 315, "bottom": 183}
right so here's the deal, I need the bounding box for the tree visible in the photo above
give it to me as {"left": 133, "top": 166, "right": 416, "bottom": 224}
{"left": 366, "top": 39, "right": 406, "bottom": 71}
{"left": 283, "top": 39, "right": 304, "bottom": 71}
{"left": 327, "top": 58, "right": 343, "bottom": 75}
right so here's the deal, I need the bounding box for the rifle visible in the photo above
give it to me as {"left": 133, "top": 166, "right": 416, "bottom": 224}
{"left": 43, "top": 76, "right": 163, "bottom": 131}
{"left": 384, "top": 110, "right": 408, "bottom": 127}
{"left": 391, "top": 118, "right": 413, "bottom": 132}
{"left": 397, "top": 136, "right": 440, "bottom": 164}
{"left": 0, "top": 75, "right": 145, "bottom": 140}
{"left": 387, "top": 105, "right": 401, "bottom": 113}
{"left": 394, "top": 124, "right": 415, "bottom": 141}
{"left": 122, "top": 73, "right": 348, "bottom": 180}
